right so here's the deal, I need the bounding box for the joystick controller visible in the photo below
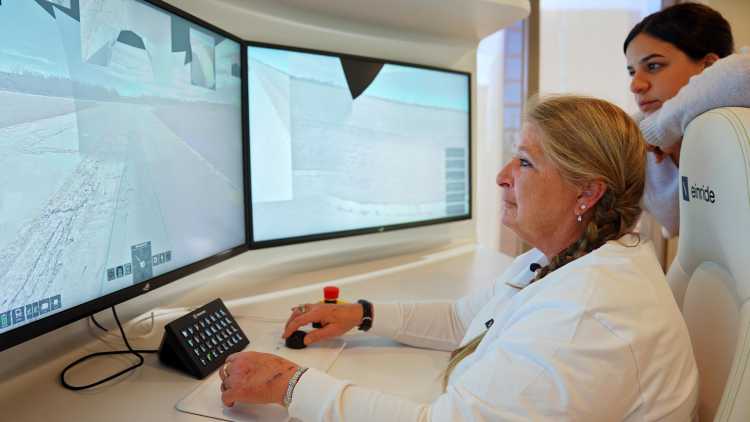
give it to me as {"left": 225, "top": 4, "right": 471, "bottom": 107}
{"left": 285, "top": 330, "right": 307, "bottom": 349}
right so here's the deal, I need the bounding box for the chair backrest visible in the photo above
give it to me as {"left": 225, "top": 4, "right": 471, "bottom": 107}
{"left": 666, "top": 107, "right": 750, "bottom": 422}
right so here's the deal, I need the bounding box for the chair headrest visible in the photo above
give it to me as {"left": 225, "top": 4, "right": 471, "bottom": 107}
{"left": 676, "top": 107, "right": 750, "bottom": 302}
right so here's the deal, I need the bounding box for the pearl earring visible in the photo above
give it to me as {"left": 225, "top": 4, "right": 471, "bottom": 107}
{"left": 580, "top": 204, "right": 586, "bottom": 210}
{"left": 576, "top": 214, "right": 582, "bottom": 223}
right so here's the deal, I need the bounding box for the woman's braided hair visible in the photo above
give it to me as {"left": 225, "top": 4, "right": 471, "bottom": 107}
{"left": 443, "top": 95, "right": 647, "bottom": 389}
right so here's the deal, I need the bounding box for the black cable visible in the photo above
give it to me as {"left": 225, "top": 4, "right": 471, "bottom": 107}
{"left": 61, "top": 306, "right": 158, "bottom": 391}
{"left": 90, "top": 314, "right": 108, "bottom": 332}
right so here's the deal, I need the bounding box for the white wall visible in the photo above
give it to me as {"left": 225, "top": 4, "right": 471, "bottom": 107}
{"left": 704, "top": 0, "right": 750, "bottom": 50}
{"left": 539, "top": 0, "right": 660, "bottom": 113}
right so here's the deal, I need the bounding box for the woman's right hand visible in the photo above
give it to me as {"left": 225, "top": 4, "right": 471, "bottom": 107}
{"left": 282, "top": 303, "right": 365, "bottom": 346}
{"left": 647, "top": 144, "right": 669, "bottom": 164}
{"left": 647, "top": 140, "right": 682, "bottom": 166}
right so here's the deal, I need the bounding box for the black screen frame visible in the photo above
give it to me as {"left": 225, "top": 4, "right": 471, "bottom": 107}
{"left": 0, "top": 0, "right": 250, "bottom": 353}
{"left": 244, "top": 40, "right": 473, "bottom": 249}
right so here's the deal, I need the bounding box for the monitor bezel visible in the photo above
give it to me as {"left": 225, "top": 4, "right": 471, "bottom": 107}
{"left": 0, "top": 0, "right": 251, "bottom": 353}
{"left": 244, "top": 40, "right": 473, "bottom": 249}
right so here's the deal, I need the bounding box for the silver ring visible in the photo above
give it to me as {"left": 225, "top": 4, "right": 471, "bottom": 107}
{"left": 296, "top": 304, "right": 309, "bottom": 314}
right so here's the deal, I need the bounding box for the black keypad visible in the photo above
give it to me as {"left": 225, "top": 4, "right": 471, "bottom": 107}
{"left": 159, "top": 298, "right": 250, "bottom": 379}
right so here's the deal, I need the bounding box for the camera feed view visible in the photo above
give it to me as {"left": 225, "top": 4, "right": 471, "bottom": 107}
{"left": 0, "top": 0, "right": 244, "bottom": 334}
{"left": 248, "top": 46, "right": 470, "bottom": 242}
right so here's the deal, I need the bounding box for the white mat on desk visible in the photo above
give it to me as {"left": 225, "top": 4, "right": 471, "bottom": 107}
{"left": 177, "top": 328, "right": 345, "bottom": 422}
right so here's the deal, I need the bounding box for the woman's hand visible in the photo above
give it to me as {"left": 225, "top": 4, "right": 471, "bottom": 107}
{"left": 647, "top": 140, "right": 682, "bottom": 166}
{"left": 282, "top": 303, "right": 364, "bottom": 346}
{"left": 219, "top": 351, "right": 298, "bottom": 407}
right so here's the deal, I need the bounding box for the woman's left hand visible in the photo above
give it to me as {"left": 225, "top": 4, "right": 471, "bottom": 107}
{"left": 219, "top": 351, "right": 299, "bottom": 407}
{"left": 647, "top": 140, "right": 682, "bottom": 166}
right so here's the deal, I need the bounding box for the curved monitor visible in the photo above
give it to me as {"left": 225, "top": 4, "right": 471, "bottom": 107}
{"left": 0, "top": 0, "right": 246, "bottom": 352}
{"left": 247, "top": 44, "right": 471, "bottom": 246}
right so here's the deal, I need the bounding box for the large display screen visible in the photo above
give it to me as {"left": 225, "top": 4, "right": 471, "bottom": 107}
{"left": 248, "top": 45, "right": 471, "bottom": 243}
{"left": 0, "top": 0, "right": 245, "bottom": 342}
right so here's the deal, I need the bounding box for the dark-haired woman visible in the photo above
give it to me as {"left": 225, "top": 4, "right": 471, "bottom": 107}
{"left": 217, "top": 96, "right": 698, "bottom": 421}
{"left": 624, "top": 2, "right": 750, "bottom": 236}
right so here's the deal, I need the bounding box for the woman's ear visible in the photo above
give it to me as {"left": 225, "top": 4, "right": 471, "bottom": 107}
{"left": 703, "top": 53, "right": 720, "bottom": 69}
{"left": 577, "top": 180, "right": 607, "bottom": 210}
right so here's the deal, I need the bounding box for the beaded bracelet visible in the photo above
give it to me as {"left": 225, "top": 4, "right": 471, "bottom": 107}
{"left": 283, "top": 366, "right": 309, "bottom": 408}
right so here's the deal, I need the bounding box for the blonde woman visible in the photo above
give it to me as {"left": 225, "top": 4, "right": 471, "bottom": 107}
{"left": 219, "top": 96, "right": 698, "bottom": 421}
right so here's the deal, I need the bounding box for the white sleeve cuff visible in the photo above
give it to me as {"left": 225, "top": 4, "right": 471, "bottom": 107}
{"left": 639, "top": 114, "right": 671, "bottom": 147}
{"left": 288, "top": 368, "right": 350, "bottom": 420}
{"left": 367, "top": 303, "right": 403, "bottom": 339}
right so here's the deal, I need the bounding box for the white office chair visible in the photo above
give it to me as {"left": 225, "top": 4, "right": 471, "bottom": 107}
{"left": 666, "top": 107, "right": 750, "bottom": 422}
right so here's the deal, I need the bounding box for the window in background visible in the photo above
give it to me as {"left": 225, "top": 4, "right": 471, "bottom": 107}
{"left": 476, "top": 19, "right": 530, "bottom": 255}
{"left": 476, "top": 29, "right": 504, "bottom": 252}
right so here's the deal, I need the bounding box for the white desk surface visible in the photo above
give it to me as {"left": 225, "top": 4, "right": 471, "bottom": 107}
{"left": 0, "top": 245, "right": 513, "bottom": 422}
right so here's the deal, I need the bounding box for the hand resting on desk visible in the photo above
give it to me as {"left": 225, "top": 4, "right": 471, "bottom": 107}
{"left": 219, "top": 351, "right": 299, "bottom": 408}
{"left": 219, "top": 302, "right": 365, "bottom": 409}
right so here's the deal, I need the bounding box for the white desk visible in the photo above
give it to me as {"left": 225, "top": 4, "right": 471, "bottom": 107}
{"left": 0, "top": 245, "right": 512, "bottom": 422}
